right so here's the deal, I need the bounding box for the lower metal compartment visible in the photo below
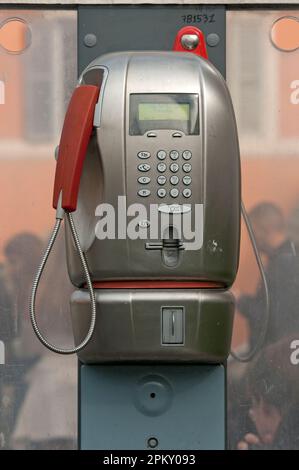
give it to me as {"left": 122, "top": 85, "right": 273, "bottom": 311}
{"left": 71, "top": 289, "right": 235, "bottom": 364}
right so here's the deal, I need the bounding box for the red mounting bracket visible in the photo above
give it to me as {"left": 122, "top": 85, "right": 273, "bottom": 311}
{"left": 173, "top": 26, "right": 208, "bottom": 59}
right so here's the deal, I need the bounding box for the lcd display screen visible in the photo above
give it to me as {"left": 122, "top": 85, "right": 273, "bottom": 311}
{"left": 129, "top": 93, "right": 199, "bottom": 135}
{"left": 138, "top": 103, "right": 190, "bottom": 121}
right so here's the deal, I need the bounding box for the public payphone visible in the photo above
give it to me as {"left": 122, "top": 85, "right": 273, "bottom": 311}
{"left": 30, "top": 24, "right": 246, "bottom": 449}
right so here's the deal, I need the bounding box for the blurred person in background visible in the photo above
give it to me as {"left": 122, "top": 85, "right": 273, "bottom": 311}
{"left": 228, "top": 202, "right": 299, "bottom": 448}
{"left": 0, "top": 261, "right": 13, "bottom": 353}
{"left": 0, "top": 261, "right": 14, "bottom": 448}
{"left": 4, "top": 233, "right": 44, "bottom": 364}
{"left": 11, "top": 229, "right": 77, "bottom": 449}
{"left": 227, "top": 360, "right": 253, "bottom": 450}
{"left": 237, "top": 336, "right": 299, "bottom": 450}
{"left": 237, "top": 202, "right": 299, "bottom": 348}
{"left": 288, "top": 203, "right": 299, "bottom": 255}
{"left": 0, "top": 233, "right": 44, "bottom": 449}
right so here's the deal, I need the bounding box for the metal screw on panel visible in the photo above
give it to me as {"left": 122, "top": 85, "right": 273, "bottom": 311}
{"left": 147, "top": 437, "right": 158, "bottom": 449}
{"left": 84, "top": 33, "right": 97, "bottom": 48}
{"left": 181, "top": 34, "right": 199, "bottom": 50}
{"left": 206, "top": 33, "right": 220, "bottom": 47}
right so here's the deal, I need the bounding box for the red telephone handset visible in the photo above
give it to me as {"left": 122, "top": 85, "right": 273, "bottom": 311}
{"left": 53, "top": 85, "right": 100, "bottom": 212}
{"left": 31, "top": 85, "right": 100, "bottom": 355}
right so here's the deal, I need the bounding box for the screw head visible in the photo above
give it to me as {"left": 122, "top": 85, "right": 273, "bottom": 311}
{"left": 181, "top": 34, "right": 199, "bottom": 50}
{"left": 84, "top": 33, "right": 97, "bottom": 48}
{"left": 147, "top": 437, "right": 158, "bottom": 449}
{"left": 206, "top": 33, "right": 220, "bottom": 47}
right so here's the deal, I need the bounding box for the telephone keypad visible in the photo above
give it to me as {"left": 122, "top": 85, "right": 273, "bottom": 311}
{"left": 182, "top": 150, "right": 192, "bottom": 160}
{"left": 138, "top": 151, "right": 151, "bottom": 159}
{"left": 170, "top": 150, "right": 179, "bottom": 160}
{"left": 157, "top": 188, "right": 167, "bottom": 198}
{"left": 170, "top": 188, "right": 179, "bottom": 198}
{"left": 157, "top": 150, "right": 166, "bottom": 160}
{"left": 138, "top": 163, "right": 150, "bottom": 172}
{"left": 183, "top": 188, "right": 192, "bottom": 198}
{"left": 182, "top": 163, "right": 192, "bottom": 173}
{"left": 157, "top": 175, "right": 166, "bottom": 185}
{"left": 170, "top": 176, "right": 179, "bottom": 185}
{"left": 183, "top": 175, "right": 192, "bottom": 185}
{"left": 170, "top": 163, "right": 179, "bottom": 173}
{"left": 138, "top": 189, "right": 151, "bottom": 197}
{"left": 138, "top": 176, "right": 151, "bottom": 184}
{"left": 157, "top": 163, "right": 167, "bottom": 173}
{"left": 137, "top": 149, "right": 193, "bottom": 199}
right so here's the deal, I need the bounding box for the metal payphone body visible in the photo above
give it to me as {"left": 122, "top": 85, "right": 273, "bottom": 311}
{"left": 68, "top": 51, "right": 240, "bottom": 365}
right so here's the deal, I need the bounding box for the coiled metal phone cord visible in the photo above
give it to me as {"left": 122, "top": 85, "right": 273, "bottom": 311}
{"left": 30, "top": 212, "right": 96, "bottom": 354}
{"left": 230, "top": 201, "right": 270, "bottom": 363}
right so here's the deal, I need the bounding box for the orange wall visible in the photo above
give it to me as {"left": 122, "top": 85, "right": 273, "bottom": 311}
{"left": 0, "top": 158, "right": 55, "bottom": 256}
{"left": 0, "top": 58, "right": 22, "bottom": 138}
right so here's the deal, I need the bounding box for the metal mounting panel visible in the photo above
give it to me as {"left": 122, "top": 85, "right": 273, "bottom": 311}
{"left": 80, "top": 364, "right": 225, "bottom": 450}
{"left": 77, "top": 6, "right": 227, "bottom": 452}
{"left": 78, "top": 5, "right": 226, "bottom": 76}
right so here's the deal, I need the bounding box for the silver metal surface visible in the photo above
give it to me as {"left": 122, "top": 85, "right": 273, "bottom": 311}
{"left": 71, "top": 288, "right": 235, "bottom": 364}
{"left": 66, "top": 51, "right": 241, "bottom": 288}
{"left": 181, "top": 34, "right": 200, "bottom": 50}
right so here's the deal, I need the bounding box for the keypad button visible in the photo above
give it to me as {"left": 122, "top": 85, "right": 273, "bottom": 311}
{"left": 183, "top": 163, "right": 192, "bottom": 173}
{"left": 157, "top": 175, "right": 166, "bottom": 185}
{"left": 170, "top": 150, "right": 179, "bottom": 160}
{"left": 182, "top": 150, "right": 192, "bottom": 160}
{"left": 158, "top": 204, "right": 191, "bottom": 214}
{"left": 138, "top": 189, "right": 151, "bottom": 197}
{"left": 170, "top": 188, "right": 179, "bottom": 198}
{"left": 183, "top": 188, "right": 192, "bottom": 198}
{"left": 138, "top": 151, "right": 150, "bottom": 159}
{"left": 157, "top": 163, "right": 167, "bottom": 173}
{"left": 183, "top": 175, "right": 192, "bottom": 185}
{"left": 157, "top": 150, "right": 167, "bottom": 160}
{"left": 157, "top": 188, "right": 167, "bottom": 198}
{"left": 138, "top": 176, "right": 150, "bottom": 184}
{"left": 138, "top": 163, "right": 150, "bottom": 172}
{"left": 170, "top": 163, "right": 179, "bottom": 173}
{"left": 170, "top": 176, "right": 179, "bottom": 185}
